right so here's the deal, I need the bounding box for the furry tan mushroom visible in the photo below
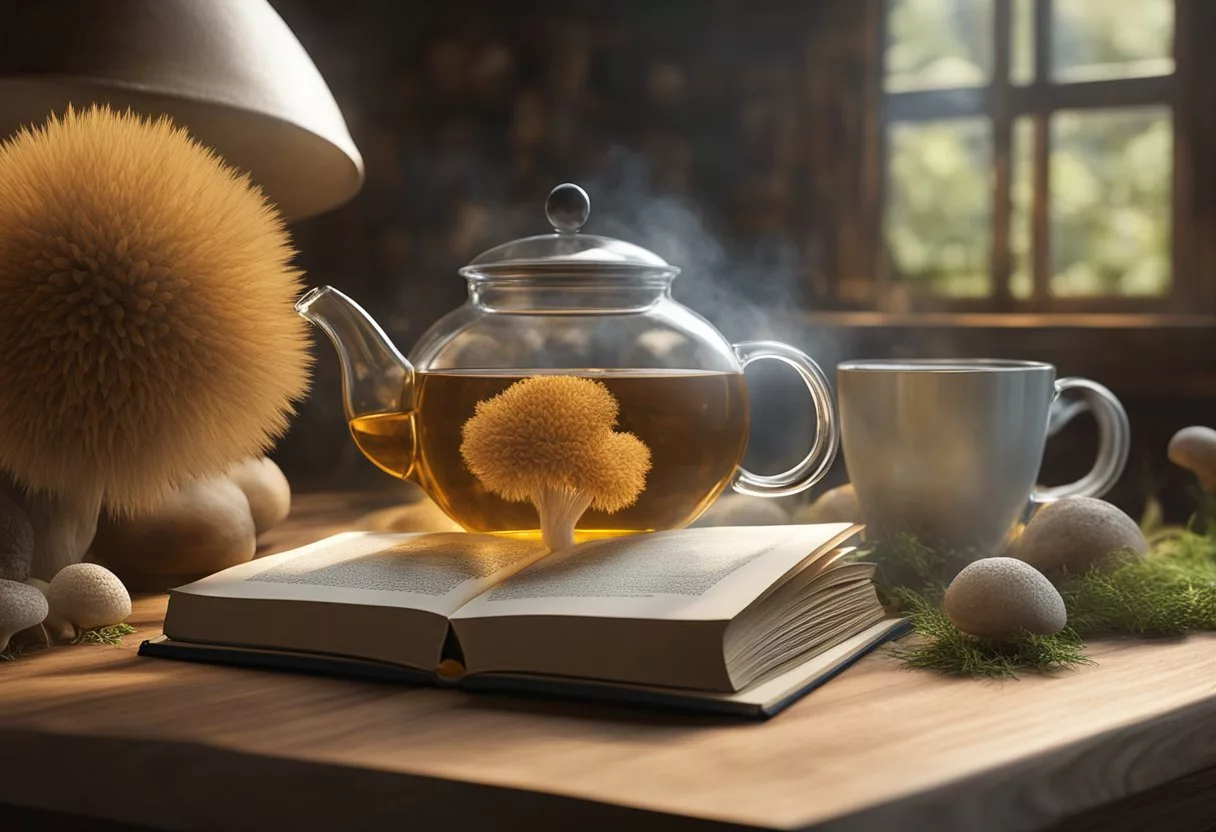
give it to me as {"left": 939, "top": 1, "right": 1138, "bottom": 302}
{"left": 0, "top": 106, "right": 311, "bottom": 578}
{"left": 460, "top": 376, "right": 651, "bottom": 551}
{"left": 1168, "top": 426, "right": 1216, "bottom": 492}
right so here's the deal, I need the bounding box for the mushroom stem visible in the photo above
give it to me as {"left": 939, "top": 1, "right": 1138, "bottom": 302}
{"left": 23, "top": 490, "right": 103, "bottom": 580}
{"left": 533, "top": 485, "right": 593, "bottom": 552}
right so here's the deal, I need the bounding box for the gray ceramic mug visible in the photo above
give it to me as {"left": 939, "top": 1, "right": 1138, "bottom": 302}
{"left": 837, "top": 359, "right": 1130, "bottom": 554}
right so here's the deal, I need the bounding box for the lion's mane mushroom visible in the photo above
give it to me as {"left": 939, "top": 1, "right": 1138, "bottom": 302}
{"left": 0, "top": 106, "right": 311, "bottom": 578}
{"left": 460, "top": 376, "right": 651, "bottom": 551}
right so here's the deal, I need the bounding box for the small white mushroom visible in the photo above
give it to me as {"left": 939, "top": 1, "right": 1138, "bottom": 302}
{"left": 47, "top": 563, "right": 131, "bottom": 630}
{"left": 944, "top": 557, "right": 1067, "bottom": 638}
{"left": 0, "top": 578, "right": 49, "bottom": 652}
{"left": 1168, "top": 426, "right": 1216, "bottom": 492}
{"left": 794, "top": 484, "right": 860, "bottom": 525}
{"left": 226, "top": 457, "right": 292, "bottom": 535}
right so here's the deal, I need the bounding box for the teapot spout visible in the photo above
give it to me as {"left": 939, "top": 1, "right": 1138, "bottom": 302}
{"left": 296, "top": 286, "right": 415, "bottom": 423}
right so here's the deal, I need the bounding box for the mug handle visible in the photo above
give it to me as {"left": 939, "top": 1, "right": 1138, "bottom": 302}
{"left": 730, "top": 340, "right": 839, "bottom": 498}
{"left": 1032, "top": 377, "right": 1130, "bottom": 504}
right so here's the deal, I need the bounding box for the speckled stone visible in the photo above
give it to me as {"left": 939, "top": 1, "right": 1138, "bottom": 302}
{"left": 1015, "top": 497, "right": 1148, "bottom": 575}
{"left": 944, "top": 557, "right": 1067, "bottom": 638}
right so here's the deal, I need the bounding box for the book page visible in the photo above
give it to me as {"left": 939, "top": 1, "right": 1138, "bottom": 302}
{"left": 175, "top": 531, "right": 548, "bottom": 616}
{"left": 451, "top": 524, "right": 858, "bottom": 623}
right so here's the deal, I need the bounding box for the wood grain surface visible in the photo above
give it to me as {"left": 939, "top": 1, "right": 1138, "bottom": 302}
{"left": 3, "top": 492, "right": 1216, "bottom": 831}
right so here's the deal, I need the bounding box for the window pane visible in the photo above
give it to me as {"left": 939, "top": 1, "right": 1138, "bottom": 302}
{"left": 1052, "top": 0, "right": 1174, "bottom": 83}
{"left": 886, "top": 118, "right": 992, "bottom": 297}
{"left": 1010, "top": 0, "right": 1035, "bottom": 86}
{"left": 885, "top": 0, "right": 994, "bottom": 93}
{"left": 1050, "top": 107, "right": 1172, "bottom": 297}
{"left": 1010, "top": 117, "right": 1034, "bottom": 299}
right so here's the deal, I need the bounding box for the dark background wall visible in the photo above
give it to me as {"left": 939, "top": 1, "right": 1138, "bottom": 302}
{"left": 268, "top": 0, "right": 1215, "bottom": 522}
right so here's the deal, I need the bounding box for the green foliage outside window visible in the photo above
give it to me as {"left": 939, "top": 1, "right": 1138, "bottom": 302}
{"left": 883, "top": 0, "right": 1173, "bottom": 300}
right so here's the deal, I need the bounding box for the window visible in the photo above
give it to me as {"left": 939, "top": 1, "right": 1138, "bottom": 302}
{"left": 880, "top": 0, "right": 1177, "bottom": 311}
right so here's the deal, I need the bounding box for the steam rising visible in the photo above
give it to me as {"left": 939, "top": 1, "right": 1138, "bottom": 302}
{"left": 587, "top": 148, "right": 806, "bottom": 342}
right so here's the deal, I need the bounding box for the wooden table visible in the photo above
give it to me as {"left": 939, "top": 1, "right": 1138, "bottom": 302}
{"left": 3, "top": 492, "right": 1216, "bottom": 831}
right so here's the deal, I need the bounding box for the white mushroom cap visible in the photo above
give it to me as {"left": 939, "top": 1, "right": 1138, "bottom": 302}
{"left": 1168, "top": 426, "right": 1216, "bottom": 491}
{"left": 1, "top": 578, "right": 49, "bottom": 652}
{"left": 47, "top": 563, "right": 131, "bottom": 630}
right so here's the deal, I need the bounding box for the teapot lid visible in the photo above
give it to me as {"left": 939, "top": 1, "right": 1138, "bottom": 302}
{"left": 459, "top": 183, "right": 680, "bottom": 280}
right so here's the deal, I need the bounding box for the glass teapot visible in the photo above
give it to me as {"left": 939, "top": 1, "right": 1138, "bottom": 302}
{"left": 298, "top": 184, "right": 838, "bottom": 539}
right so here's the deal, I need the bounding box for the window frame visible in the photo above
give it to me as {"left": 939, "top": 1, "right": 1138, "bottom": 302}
{"left": 874, "top": 0, "right": 1186, "bottom": 314}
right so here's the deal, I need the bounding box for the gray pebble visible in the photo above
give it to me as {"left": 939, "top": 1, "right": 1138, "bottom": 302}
{"left": 944, "top": 557, "right": 1067, "bottom": 638}
{"left": 1015, "top": 497, "right": 1148, "bottom": 575}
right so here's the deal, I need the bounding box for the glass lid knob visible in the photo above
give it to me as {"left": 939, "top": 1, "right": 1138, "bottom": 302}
{"left": 545, "top": 183, "right": 591, "bottom": 233}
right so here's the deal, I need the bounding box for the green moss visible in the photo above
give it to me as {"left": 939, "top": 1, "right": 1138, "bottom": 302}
{"left": 1191, "top": 488, "right": 1216, "bottom": 536}
{"left": 863, "top": 516, "right": 1216, "bottom": 678}
{"left": 74, "top": 623, "right": 136, "bottom": 646}
{"left": 855, "top": 532, "right": 957, "bottom": 600}
{"left": 1061, "top": 533, "right": 1216, "bottom": 636}
{"left": 890, "top": 588, "right": 1091, "bottom": 678}
{"left": 0, "top": 622, "right": 136, "bottom": 661}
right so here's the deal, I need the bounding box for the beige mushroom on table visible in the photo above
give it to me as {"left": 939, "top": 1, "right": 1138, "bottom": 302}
{"left": 1168, "top": 426, "right": 1216, "bottom": 491}
{"left": 0, "top": 107, "right": 311, "bottom": 579}
{"left": 47, "top": 563, "right": 132, "bottom": 632}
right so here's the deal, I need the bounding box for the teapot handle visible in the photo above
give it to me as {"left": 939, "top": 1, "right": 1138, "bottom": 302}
{"left": 730, "top": 341, "right": 840, "bottom": 498}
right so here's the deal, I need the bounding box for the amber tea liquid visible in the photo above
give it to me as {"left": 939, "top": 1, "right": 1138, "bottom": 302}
{"left": 349, "top": 369, "right": 749, "bottom": 539}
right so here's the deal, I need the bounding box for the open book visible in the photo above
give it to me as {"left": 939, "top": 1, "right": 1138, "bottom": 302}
{"left": 142, "top": 524, "right": 907, "bottom": 718}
